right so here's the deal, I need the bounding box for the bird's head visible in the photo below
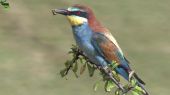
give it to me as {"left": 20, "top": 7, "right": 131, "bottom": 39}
{"left": 52, "top": 4, "right": 95, "bottom": 26}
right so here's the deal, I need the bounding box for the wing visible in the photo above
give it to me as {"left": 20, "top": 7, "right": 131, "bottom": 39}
{"left": 91, "top": 32, "right": 146, "bottom": 85}
{"left": 91, "top": 32, "right": 130, "bottom": 69}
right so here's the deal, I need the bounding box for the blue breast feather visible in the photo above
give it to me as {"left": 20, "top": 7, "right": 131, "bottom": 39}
{"left": 72, "top": 22, "right": 108, "bottom": 67}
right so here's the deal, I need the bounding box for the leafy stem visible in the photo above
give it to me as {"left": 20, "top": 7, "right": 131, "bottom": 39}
{"left": 60, "top": 45, "right": 146, "bottom": 95}
{"left": 0, "top": 0, "right": 9, "bottom": 9}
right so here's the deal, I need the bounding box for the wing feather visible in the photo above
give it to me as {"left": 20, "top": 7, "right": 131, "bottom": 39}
{"left": 92, "top": 32, "right": 129, "bottom": 68}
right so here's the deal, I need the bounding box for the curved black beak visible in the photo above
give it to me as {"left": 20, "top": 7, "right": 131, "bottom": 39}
{"left": 52, "top": 9, "right": 68, "bottom": 15}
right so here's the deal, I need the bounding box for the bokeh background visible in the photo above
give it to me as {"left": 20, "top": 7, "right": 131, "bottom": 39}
{"left": 0, "top": 0, "right": 170, "bottom": 95}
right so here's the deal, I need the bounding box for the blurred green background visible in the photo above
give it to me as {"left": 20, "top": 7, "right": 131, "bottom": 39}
{"left": 0, "top": 0, "right": 170, "bottom": 95}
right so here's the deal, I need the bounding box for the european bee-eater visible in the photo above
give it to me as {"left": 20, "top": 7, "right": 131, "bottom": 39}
{"left": 52, "top": 4, "right": 148, "bottom": 95}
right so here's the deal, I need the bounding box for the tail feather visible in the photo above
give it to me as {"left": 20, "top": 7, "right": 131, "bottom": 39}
{"left": 136, "top": 81, "right": 149, "bottom": 95}
{"left": 133, "top": 73, "right": 149, "bottom": 95}
{"left": 115, "top": 67, "right": 149, "bottom": 94}
{"left": 134, "top": 73, "right": 145, "bottom": 85}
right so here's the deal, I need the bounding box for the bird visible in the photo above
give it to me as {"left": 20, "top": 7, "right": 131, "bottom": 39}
{"left": 52, "top": 4, "right": 148, "bottom": 95}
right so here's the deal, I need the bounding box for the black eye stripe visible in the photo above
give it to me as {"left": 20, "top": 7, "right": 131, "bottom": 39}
{"left": 71, "top": 11, "right": 84, "bottom": 15}
{"left": 68, "top": 11, "right": 88, "bottom": 18}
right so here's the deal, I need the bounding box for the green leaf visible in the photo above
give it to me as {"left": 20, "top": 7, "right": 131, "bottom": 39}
{"left": 80, "top": 63, "right": 86, "bottom": 75}
{"left": 115, "top": 89, "right": 120, "bottom": 95}
{"left": 134, "top": 85, "right": 143, "bottom": 93}
{"left": 72, "top": 62, "right": 78, "bottom": 73}
{"left": 1, "top": 2, "right": 9, "bottom": 8}
{"left": 112, "top": 70, "right": 120, "bottom": 82}
{"left": 136, "top": 86, "right": 143, "bottom": 92}
{"left": 60, "top": 68, "right": 67, "bottom": 77}
{"left": 68, "top": 51, "right": 73, "bottom": 54}
{"left": 131, "top": 90, "right": 140, "bottom": 95}
{"left": 64, "top": 60, "right": 70, "bottom": 68}
{"left": 110, "top": 61, "right": 118, "bottom": 69}
{"left": 93, "top": 81, "right": 100, "bottom": 91}
{"left": 0, "top": 0, "right": 10, "bottom": 9}
{"left": 130, "top": 79, "right": 137, "bottom": 87}
{"left": 105, "top": 80, "right": 115, "bottom": 92}
{"left": 123, "top": 84, "right": 130, "bottom": 90}
{"left": 87, "top": 63, "right": 95, "bottom": 77}
{"left": 72, "top": 62, "right": 79, "bottom": 78}
{"left": 79, "top": 57, "right": 85, "bottom": 64}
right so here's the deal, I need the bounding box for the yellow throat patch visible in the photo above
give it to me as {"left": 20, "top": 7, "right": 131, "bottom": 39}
{"left": 67, "top": 16, "right": 87, "bottom": 26}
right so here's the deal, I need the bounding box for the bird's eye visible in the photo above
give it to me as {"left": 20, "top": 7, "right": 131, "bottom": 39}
{"left": 76, "top": 11, "right": 81, "bottom": 15}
